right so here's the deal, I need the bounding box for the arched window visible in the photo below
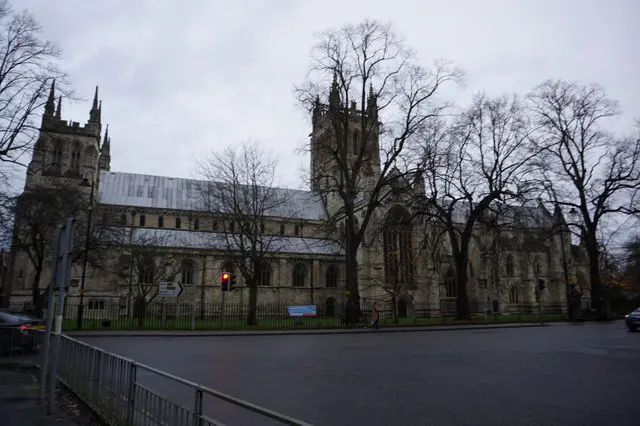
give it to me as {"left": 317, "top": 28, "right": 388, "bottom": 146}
{"left": 292, "top": 263, "right": 306, "bottom": 287}
{"left": 70, "top": 144, "right": 81, "bottom": 170}
{"left": 258, "top": 261, "right": 271, "bottom": 286}
{"left": 158, "top": 216, "right": 164, "bottom": 227}
{"left": 120, "top": 214, "right": 127, "bottom": 225}
{"left": 383, "top": 206, "right": 413, "bottom": 287}
{"left": 325, "top": 297, "right": 336, "bottom": 317}
{"left": 445, "top": 266, "right": 457, "bottom": 298}
{"left": 280, "top": 223, "right": 285, "bottom": 235}
{"left": 260, "top": 222, "right": 265, "bottom": 233}
{"left": 175, "top": 217, "right": 181, "bottom": 229}
{"left": 181, "top": 260, "right": 196, "bottom": 286}
{"left": 139, "top": 258, "right": 155, "bottom": 283}
{"left": 53, "top": 143, "right": 63, "bottom": 167}
{"left": 294, "top": 224, "right": 300, "bottom": 236}
{"left": 139, "top": 214, "right": 146, "bottom": 226}
{"left": 325, "top": 264, "right": 338, "bottom": 287}
{"left": 212, "top": 220, "right": 218, "bottom": 231}
{"left": 506, "top": 254, "right": 514, "bottom": 276}
{"left": 193, "top": 218, "right": 199, "bottom": 230}
{"left": 509, "top": 286, "right": 519, "bottom": 303}
{"left": 533, "top": 257, "right": 541, "bottom": 277}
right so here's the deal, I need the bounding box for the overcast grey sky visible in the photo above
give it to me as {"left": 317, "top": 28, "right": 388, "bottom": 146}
{"left": 18, "top": 0, "right": 639, "bottom": 191}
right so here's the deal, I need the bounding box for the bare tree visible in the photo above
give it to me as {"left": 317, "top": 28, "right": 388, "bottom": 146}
{"left": 115, "top": 229, "right": 181, "bottom": 329}
{"left": 0, "top": 0, "right": 69, "bottom": 175}
{"left": 2, "top": 184, "right": 121, "bottom": 313}
{"left": 197, "top": 141, "right": 295, "bottom": 326}
{"left": 414, "top": 93, "right": 539, "bottom": 319}
{"left": 528, "top": 80, "right": 640, "bottom": 319}
{"left": 295, "top": 19, "right": 462, "bottom": 306}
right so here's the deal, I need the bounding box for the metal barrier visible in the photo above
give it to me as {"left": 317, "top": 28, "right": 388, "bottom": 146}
{"left": 1, "top": 330, "right": 313, "bottom": 425}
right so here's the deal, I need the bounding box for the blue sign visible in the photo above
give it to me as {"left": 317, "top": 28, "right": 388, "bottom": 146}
{"left": 287, "top": 305, "right": 317, "bottom": 317}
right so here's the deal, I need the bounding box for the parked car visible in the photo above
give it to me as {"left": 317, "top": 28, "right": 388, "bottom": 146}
{"left": 0, "top": 310, "right": 45, "bottom": 355}
{"left": 625, "top": 308, "right": 640, "bottom": 332}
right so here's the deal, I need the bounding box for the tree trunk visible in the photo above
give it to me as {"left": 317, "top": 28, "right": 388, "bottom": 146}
{"left": 246, "top": 283, "right": 258, "bottom": 326}
{"left": 246, "top": 263, "right": 259, "bottom": 326}
{"left": 134, "top": 297, "right": 146, "bottom": 329}
{"left": 31, "top": 268, "right": 44, "bottom": 317}
{"left": 455, "top": 257, "right": 471, "bottom": 320}
{"left": 586, "top": 238, "right": 605, "bottom": 319}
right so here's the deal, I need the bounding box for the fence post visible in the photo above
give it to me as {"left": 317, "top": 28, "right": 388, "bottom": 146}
{"left": 193, "top": 387, "right": 204, "bottom": 426}
{"left": 126, "top": 362, "right": 137, "bottom": 426}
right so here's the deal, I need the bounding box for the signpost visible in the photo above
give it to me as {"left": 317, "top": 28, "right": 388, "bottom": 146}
{"left": 159, "top": 281, "right": 183, "bottom": 298}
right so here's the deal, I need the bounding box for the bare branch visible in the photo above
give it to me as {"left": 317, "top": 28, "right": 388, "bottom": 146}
{"left": 0, "top": 1, "right": 70, "bottom": 176}
{"left": 294, "top": 19, "right": 462, "bottom": 302}
{"left": 411, "top": 92, "right": 539, "bottom": 318}
{"left": 527, "top": 79, "right": 640, "bottom": 318}
{"left": 195, "top": 140, "right": 302, "bottom": 325}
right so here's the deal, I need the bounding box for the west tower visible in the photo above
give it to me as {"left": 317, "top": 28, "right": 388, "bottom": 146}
{"left": 309, "top": 76, "right": 381, "bottom": 217}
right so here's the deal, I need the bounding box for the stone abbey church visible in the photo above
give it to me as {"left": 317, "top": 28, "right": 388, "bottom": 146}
{"left": 7, "top": 82, "right": 591, "bottom": 316}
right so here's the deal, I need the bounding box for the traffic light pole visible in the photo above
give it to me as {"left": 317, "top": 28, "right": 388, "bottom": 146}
{"left": 220, "top": 288, "right": 226, "bottom": 330}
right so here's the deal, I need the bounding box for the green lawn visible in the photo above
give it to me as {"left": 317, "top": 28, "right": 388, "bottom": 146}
{"left": 64, "top": 313, "right": 566, "bottom": 331}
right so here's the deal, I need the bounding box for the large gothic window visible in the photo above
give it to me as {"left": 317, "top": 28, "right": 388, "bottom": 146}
{"left": 383, "top": 206, "right": 413, "bottom": 287}
{"left": 506, "top": 254, "right": 514, "bottom": 276}
{"left": 445, "top": 266, "right": 457, "bottom": 298}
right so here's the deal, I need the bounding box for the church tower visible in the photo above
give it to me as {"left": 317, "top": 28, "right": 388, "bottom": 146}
{"left": 25, "top": 83, "right": 107, "bottom": 190}
{"left": 309, "top": 76, "right": 381, "bottom": 216}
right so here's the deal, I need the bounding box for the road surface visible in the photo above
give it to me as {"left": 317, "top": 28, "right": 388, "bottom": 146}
{"left": 79, "top": 321, "right": 640, "bottom": 426}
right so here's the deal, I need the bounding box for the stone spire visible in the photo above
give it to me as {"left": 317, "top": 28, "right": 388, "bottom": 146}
{"left": 366, "top": 83, "right": 377, "bottom": 119}
{"left": 88, "top": 86, "right": 100, "bottom": 125}
{"left": 44, "top": 79, "right": 56, "bottom": 117}
{"left": 55, "top": 95, "right": 62, "bottom": 119}
{"left": 329, "top": 72, "right": 340, "bottom": 110}
{"left": 98, "top": 124, "right": 111, "bottom": 171}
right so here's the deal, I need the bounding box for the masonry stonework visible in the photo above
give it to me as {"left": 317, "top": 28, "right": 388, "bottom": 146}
{"left": 6, "top": 83, "right": 592, "bottom": 316}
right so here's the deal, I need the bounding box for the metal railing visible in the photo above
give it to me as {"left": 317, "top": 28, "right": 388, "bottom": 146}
{"left": 1, "top": 330, "right": 314, "bottom": 425}
{"left": 9, "top": 299, "right": 568, "bottom": 331}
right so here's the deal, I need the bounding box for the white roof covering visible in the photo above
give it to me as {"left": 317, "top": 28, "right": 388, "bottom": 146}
{"left": 113, "top": 227, "right": 343, "bottom": 256}
{"left": 97, "top": 171, "right": 328, "bottom": 221}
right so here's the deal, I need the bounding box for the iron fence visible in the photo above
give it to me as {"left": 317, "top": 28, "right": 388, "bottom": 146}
{"left": 9, "top": 299, "right": 567, "bottom": 330}
{"left": 0, "top": 330, "right": 315, "bottom": 425}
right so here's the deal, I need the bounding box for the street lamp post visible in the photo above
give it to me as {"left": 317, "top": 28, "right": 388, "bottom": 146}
{"left": 76, "top": 177, "right": 95, "bottom": 329}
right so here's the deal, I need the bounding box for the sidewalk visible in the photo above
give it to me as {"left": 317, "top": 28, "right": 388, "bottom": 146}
{"left": 67, "top": 321, "right": 551, "bottom": 338}
{"left": 0, "top": 367, "right": 78, "bottom": 426}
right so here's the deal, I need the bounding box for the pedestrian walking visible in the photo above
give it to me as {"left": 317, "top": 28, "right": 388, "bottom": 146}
{"left": 370, "top": 302, "right": 380, "bottom": 329}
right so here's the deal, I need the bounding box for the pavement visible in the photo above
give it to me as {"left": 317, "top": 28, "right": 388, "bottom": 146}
{"left": 66, "top": 321, "right": 549, "bottom": 338}
{"left": 0, "top": 367, "right": 78, "bottom": 426}
{"left": 79, "top": 320, "right": 640, "bottom": 426}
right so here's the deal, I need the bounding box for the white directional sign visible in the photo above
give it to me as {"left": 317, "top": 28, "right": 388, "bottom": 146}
{"left": 159, "top": 281, "right": 183, "bottom": 298}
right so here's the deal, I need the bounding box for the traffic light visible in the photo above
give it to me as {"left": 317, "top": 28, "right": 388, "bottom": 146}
{"left": 221, "top": 272, "right": 230, "bottom": 292}
{"left": 538, "top": 279, "right": 546, "bottom": 291}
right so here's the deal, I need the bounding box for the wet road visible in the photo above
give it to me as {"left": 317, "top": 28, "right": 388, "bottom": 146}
{"left": 80, "top": 322, "right": 640, "bottom": 426}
